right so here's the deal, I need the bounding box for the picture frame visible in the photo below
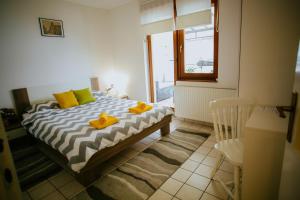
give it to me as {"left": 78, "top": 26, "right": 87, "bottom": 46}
{"left": 39, "top": 18, "right": 64, "bottom": 37}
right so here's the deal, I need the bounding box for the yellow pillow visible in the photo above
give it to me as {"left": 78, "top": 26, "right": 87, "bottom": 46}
{"left": 53, "top": 91, "right": 79, "bottom": 109}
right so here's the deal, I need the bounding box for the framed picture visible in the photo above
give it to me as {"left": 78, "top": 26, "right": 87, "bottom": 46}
{"left": 39, "top": 18, "right": 64, "bottom": 37}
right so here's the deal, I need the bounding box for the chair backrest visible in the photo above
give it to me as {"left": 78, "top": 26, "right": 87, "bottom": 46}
{"left": 209, "top": 97, "right": 254, "bottom": 142}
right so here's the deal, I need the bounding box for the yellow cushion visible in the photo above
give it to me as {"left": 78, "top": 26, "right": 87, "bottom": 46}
{"left": 53, "top": 91, "right": 79, "bottom": 109}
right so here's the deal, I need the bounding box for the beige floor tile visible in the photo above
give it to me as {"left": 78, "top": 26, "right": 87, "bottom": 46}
{"left": 214, "top": 170, "right": 233, "bottom": 183}
{"left": 196, "top": 146, "right": 211, "bottom": 155}
{"left": 175, "top": 184, "right": 203, "bottom": 200}
{"left": 42, "top": 191, "right": 65, "bottom": 200}
{"left": 48, "top": 170, "right": 74, "bottom": 189}
{"left": 195, "top": 164, "right": 213, "bottom": 178}
{"left": 200, "top": 192, "right": 221, "bottom": 200}
{"left": 186, "top": 174, "right": 210, "bottom": 191}
{"left": 206, "top": 181, "right": 228, "bottom": 200}
{"left": 181, "top": 159, "right": 199, "bottom": 172}
{"left": 58, "top": 180, "right": 85, "bottom": 199}
{"left": 202, "top": 156, "right": 217, "bottom": 167}
{"left": 189, "top": 152, "right": 206, "bottom": 163}
{"left": 171, "top": 168, "right": 193, "bottom": 183}
{"left": 149, "top": 189, "right": 173, "bottom": 200}
{"left": 172, "top": 197, "right": 181, "bottom": 200}
{"left": 160, "top": 178, "right": 183, "bottom": 195}
{"left": 208, "top": 149, "right": 219, "bottom": 158}
{"left": 28, "top": 180, "right": 56, "bottom": 200}
{"left": 219, "top": 161, "right": 234, "bottom": 173}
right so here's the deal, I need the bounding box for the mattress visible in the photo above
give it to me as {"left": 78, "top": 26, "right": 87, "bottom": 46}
{"left": 22, "top": 94, "right": 173, "bottom": 172}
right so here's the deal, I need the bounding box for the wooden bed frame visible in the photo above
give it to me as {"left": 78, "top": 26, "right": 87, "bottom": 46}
{"left": 12, "top": 88, "right": 172, "bottom": 186}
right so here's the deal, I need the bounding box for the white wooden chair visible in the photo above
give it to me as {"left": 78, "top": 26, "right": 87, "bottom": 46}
{"left": 209, "top": 97, "right": 254, "bottom": 200}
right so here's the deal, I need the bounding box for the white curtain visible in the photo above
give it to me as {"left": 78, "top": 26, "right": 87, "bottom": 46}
{"left": 140, "top": 0, "right": 174, "bottom": 35}
{"left": 175, "top": 0, "right": 211, "bottom": 29}
{"left": 139, "top": 0, "right": 212, "bottom": 34}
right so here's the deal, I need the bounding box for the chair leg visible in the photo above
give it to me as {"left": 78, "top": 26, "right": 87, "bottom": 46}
{"left": 234, "top": 166, "right": 240, "bottom": 200}
{"left": 210, "top": 152, "right": 223, "bottom": 179}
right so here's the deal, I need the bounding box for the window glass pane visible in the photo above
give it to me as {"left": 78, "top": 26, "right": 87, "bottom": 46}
{"left": 184, "top": 8, "right": 214, "bottom": 74}
{"left": 151, "top": 32, "right": 174, "bottom": 102}
{"left": 296, "top": 42, "right": 300, "bottom": 72}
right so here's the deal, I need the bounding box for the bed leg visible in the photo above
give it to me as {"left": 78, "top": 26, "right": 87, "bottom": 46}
{"left": 160, "top": 123, "right": 170, "bottom": 136}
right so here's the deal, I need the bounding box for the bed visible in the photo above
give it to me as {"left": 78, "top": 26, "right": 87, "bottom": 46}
{"left": 12, "top": 87, "right": 173, "bottom": 185}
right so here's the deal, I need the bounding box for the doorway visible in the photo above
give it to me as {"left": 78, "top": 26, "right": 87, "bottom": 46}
{"left": 147, "top": 31, "right": 175, "bottom": 108}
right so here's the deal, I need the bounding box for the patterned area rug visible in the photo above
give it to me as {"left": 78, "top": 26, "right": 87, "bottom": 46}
{"left": 73, "top": 128, "right": 210, "bottom": 200}
{"left": 10, "top": 136, "right": 61, "bottom": 190}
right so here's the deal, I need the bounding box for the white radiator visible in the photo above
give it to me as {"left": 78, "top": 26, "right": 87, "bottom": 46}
{"left": 174, "top": 86, "right": 237, "bottom": 123}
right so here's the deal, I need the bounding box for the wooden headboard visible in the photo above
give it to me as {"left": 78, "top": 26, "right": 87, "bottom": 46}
{"left": 12, "top": 88, "right": 30, "bottom": 118}
{"left": 11, "top": 78, "right": 97, "bottom": 117}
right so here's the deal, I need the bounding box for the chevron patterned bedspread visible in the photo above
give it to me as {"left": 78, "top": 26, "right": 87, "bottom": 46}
{"left": 22, "top": 95, "right": 173, "bottom": 172}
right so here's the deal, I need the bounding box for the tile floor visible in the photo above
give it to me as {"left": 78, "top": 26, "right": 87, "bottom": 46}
{"left": 22, "top": 117, "right": 232, "bottom": 200}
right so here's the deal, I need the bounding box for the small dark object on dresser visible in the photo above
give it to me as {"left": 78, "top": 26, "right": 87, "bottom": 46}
{"left": 0, "top": 108, "right": 21, "bottom": 131}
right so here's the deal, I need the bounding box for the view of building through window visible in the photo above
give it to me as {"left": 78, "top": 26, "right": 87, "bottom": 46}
{"left": 184, "top": 8, "right": 214, "bottom": 74}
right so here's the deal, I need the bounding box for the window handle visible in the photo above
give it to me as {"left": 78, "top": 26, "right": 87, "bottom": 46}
{"left": 179, "top": 45, "right": 183, "bottom": 53}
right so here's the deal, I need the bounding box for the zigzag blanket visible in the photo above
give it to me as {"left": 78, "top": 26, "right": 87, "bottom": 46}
{"left": 22, "top": 95, "right": 173, "bottom": 172}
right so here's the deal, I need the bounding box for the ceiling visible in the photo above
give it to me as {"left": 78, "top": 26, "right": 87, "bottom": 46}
{"left": 63, "top": 0, "right": 132, "bottom": 9}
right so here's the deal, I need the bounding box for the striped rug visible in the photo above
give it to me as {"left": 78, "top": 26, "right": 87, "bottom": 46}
{"left": 10, "top": 136, "right": 61, "bottom": 190}
{"left": 73, "top": 128, "right": 210, "bottom": 200}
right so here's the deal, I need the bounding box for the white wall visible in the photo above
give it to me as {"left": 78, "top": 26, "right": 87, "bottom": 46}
{"left": 107, "top": 0, "right": 148, "bottom": 101}
{"left": 176, "top": 0, "right": 241, "bottom": 90}
{"left": 0, "top": 0, "right": 113, "bottom": 107}
{"left": 239, "top": 0, "right": 300, "bottom": 106}
{"left": 0, "top": 0, "right": 241, "bottom": 110}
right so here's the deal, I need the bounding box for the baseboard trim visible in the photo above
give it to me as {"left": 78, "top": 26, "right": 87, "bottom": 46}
{"left": 175, "top": 116, "right": 213, "bottom": 127}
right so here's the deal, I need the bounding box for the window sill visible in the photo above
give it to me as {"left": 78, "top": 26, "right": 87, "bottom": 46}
{"left": 175, "top": 81, "right": 237, "bottom": 91}
{"left": 176, "top": 78, "right": 218, "bottom": 83}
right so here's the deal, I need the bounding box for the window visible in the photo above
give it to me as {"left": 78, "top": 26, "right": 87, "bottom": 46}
{"left": 175, "top": 0, "right": 219, "bottom": 81}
